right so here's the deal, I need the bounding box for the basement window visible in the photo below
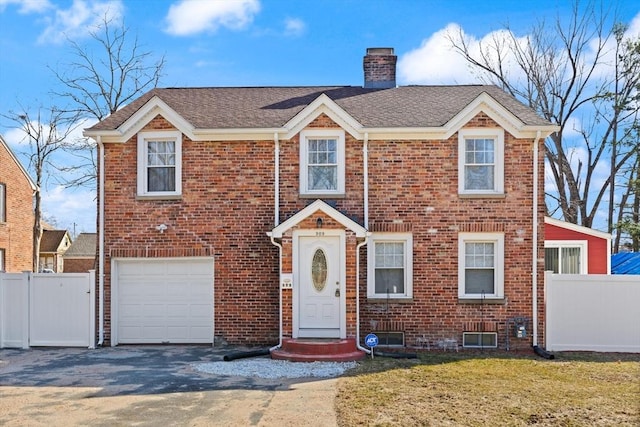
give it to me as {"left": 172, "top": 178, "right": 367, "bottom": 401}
{"left": 374, "top": 332, "right": 405, "bottom": 347}
{"left": 463, "top": 332, "right": 497, "bottom": 348}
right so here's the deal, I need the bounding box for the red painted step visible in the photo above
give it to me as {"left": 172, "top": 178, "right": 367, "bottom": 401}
{"left": 270, "top": 338, "right": 366, "bottom": 362}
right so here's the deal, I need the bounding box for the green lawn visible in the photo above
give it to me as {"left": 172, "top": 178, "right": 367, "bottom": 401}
{"left": 335, "top": 351, "right": 640, "bottom": 426}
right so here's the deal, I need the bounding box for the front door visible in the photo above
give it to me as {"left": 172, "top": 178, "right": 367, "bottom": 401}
{"left": 296, "top": 233, "right": 343, "bottom": 338}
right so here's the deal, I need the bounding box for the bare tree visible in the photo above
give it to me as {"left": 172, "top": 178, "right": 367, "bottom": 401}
{"left": 1, "top": 106, "right": 82, "bottom": 271}
{"left": 447, "top": 1, "right": 639, "bottom": 231}
{"left": 50, "top": 14, "right": 165, "bottom": 189}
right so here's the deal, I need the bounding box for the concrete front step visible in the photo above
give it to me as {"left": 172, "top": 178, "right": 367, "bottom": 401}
{"left": 270, "top": 338, "right": 367, "bottom": 362}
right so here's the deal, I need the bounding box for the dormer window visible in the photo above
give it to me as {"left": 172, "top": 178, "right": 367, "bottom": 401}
{"left": 137, "top": 131, "right": 182, "bottom": 199}
{"left": 299, "top": 130, "right": 345, "bottom": 196}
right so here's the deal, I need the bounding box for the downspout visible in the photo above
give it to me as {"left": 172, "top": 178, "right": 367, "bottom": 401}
{"left": 356, "top": 239, "right": 370, "bottom": 354}
{"left": 97, "top": 135, "right": 105, "bottom": 347}
{"left": 269, "top": 132, "right": 283, "bottom": 352}
{"left": 269, "top": 236, "right": 283, "bottom": 352}
{"left": 532, "top": 130, "right": 541, "bottom": 348}
{"left": 363, "top": 133, "right": 369, "bottom": 226}
{"left": 274, "top": 133, "right": 280, "bottom": 227}
{"left": 356, "top": 133, "right": 371, "bottom": 353}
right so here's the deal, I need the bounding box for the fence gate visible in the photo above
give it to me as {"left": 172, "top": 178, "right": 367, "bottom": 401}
{"left": 0, "top": 271, "right": 95, "bottom": 348}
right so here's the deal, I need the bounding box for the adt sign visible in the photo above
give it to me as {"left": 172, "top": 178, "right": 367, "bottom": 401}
{"left": 365, "top": 333, "right": 378, "bottom": 348}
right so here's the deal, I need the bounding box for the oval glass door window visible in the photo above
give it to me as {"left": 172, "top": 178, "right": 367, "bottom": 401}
{"left": 311, "top": 249, "right": 328, "bottom": 292}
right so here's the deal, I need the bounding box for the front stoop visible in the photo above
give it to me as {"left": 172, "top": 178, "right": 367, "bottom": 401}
{"left": 270, "top": 338, "right": 367, "bottom": 362}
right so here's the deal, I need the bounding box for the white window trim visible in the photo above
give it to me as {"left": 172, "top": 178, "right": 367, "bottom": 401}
{"left": 458, "top": 128, "right": 504, "bottom": 195}
{"left": 544, "top": 240, "right": 588, "bottom": 274}
{"left": 458, "top": 232, "right": 505, "bottom": 299}
{"left": 137, "top": 131, "right": 182, "bottom": 198}
{"left": 0, "top": 183, "right": 5, "bottom": 222}
{"left": 367, "top": 232, "right": 413, "bottom": 299}
{"left": 299, "top": 129, "right": 345, "bottom": 196}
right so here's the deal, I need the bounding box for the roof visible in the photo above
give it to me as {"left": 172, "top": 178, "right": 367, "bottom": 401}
{"left": 40, "top": 230, "right": 70, "bottom": 253}
{"left": 0, "top": 134, "right": 37, "bottom": 190}
{"left": 87, "top": 85, "right": 552, "bottom": 132}
{"left": 611, "top": 252, "right": 640, "bottom": 275}
{"left": 64, "top": 233, "right": 97, "bottom": 258}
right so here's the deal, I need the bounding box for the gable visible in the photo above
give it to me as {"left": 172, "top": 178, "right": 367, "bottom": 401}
{"left": 269, "top": 200, "right": 367, "bottom": 238}
{"left": 0, "top": 135, "right": 37, "bottom": 190}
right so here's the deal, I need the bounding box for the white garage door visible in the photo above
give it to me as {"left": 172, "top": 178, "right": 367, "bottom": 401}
{"left": 115, "top": 258, "right": 214, "bottom": 344}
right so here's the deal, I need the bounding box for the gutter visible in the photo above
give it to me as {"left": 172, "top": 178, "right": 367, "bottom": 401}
{"left": 97, "top": 136, "right": 105, "bottom": 347}
{"left": 356, "top": 238, "right": 370, "bottom": 354}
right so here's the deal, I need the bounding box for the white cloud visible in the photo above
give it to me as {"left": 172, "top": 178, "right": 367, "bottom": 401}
{"left": 37, "top": 0, "right": 123, "bottom": 45}
{"left": 42, "top": 185, "right": 96, "bottom": 233}
{"left": 165, "top": 0, "right": 260, "bottom": 36}
{"left": 399, "top": 23, "right": 533, "bottom": 86}
{"left": 0, "top": 0, "right": 52, "bottom": 13}
{"left": 284, "top": 17, "right": 305, "bottom": 37}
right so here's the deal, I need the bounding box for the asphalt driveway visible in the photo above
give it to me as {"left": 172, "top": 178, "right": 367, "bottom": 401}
{"left": 0, "top": 345, "right": 340, "bottom": 426}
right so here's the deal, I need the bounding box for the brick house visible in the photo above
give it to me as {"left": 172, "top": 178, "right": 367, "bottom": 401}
{"left": 0, "top": 135, "right": 36, "bottom": 272}
{"left": 544, "top": 217, "right": 611, "bottom": 274}
{"left": 85, "top": 48, "right": 558, "bottom": 357}
{"left": 38, "top": 228, "right": 72, "bottom": 272}
{"left": 63, "top": 232, "right": 97, "bottom": 273}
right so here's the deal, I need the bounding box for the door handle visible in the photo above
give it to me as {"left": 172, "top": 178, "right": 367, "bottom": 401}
{"left": 335, "top": 289, "right": 340, "bottom": 297}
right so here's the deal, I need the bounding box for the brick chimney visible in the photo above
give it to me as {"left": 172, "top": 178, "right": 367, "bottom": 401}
{"left": 363, "top": 47, "right": 397, "bottom": 89}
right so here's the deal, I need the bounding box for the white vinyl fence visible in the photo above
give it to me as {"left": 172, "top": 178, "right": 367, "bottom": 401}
{"left": 0, "top": 271, "right": 95, "bottom": 349}
{"left": 545, "top": 272, "right": 640, "bottom": 353}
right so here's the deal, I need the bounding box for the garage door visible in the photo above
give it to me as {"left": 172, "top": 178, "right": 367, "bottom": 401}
{"left": 115, "top": 258, "right": 214, "bottom": 344}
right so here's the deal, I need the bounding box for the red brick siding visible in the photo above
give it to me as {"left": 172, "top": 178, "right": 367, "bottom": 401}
{"left": 101, "top": 111, "right": 546, "bottom": 349}
{"left": 0, "top": 142, "right": 34, "bottom": 272}
{"left": 64, "top": 258, "right": 96, "bottom": 273}
{"left": 102, "top": 116, "right": 278, "bottom": 346}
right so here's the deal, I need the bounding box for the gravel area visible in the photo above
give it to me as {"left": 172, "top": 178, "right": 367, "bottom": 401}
{"left": 193, "top": 358, "right": 358, "bottom": 379}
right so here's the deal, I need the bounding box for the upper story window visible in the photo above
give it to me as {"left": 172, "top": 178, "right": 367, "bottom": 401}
{"left": 137, "top": 131, "right": 182, "bottom": 198}
{"left": 300, "top": 130, "right": 345, "bottom": 196}
{"left": 458, "top": 232, "right": 504, "bottom": 299}
{"left": 544, "top": 241, "right": 587, "bottom": 274}
{"left": 367, "top": 233, "right": 413, "bottom": 299}
{"left": 458, "top": 129, "right": 504, "bottom": 196}
{"left": 0, "top": 183, "right": 5, "bottom": 222}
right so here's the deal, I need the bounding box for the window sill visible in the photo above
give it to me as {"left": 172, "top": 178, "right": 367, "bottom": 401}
{"left": 458, "top": 193, "right": 506, "bottom": 199}
{"left": 458, "top": 298, "right": 506, "bottom": 305}
{"left": 136, "top": 194, "right": 182, "bottom": 201}
{"left": 299, "top": 193, "right": 346, "bottom": 199}
{"left": 367, "top": 297, "right": 414, "bottom": 303}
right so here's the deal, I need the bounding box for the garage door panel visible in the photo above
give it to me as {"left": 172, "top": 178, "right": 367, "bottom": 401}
{"left": 116, "top": 258, "right": 214, "bottom": 344}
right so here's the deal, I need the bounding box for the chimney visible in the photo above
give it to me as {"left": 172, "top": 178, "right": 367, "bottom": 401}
{"left": 363, "top": 47, "right": 397, "bottom": 89}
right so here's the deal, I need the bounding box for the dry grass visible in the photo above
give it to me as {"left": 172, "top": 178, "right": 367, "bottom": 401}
{"left": 335, "top": 351, "right": 640, "bottom": 426}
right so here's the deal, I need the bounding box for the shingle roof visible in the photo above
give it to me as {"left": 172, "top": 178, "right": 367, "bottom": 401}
{"left": 40, "top": 230, "right": 69, "bottom": 253}
{"left": 87, "top": 85, "right": 551, "bottom": 132}
{"left": 611, "top": 252, "right": 640, "bottom": 275}
{"left": 64, "top": 233, "right": 97, "bottom": 258}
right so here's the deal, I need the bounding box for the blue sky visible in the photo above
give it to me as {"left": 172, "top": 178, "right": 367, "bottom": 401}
{"left": 0, "top": 0, "right": 638, "bottom": 235}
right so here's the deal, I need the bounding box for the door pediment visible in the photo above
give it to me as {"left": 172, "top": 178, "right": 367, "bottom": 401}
{"left": 268, "top": 199, "right": 367, "bottom": 238}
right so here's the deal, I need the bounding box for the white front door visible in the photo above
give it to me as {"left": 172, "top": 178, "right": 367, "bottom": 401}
{"left": 296, "top": 232, "right": 343, "bottom": 338}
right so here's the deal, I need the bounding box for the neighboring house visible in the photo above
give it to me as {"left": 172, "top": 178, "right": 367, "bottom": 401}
{"left": 611, "top": 252, "right": 640, "bottom": 275}
{"left": 84, "top": 48, "right": 558, "bottom": 355}
{"left": 39, "top": 229, "right": 72, "bottom": 272}
{"left": 544, "top": 217, "right": 611, "bottom": 274}
{"left": 63, "top": 232, "right": 97, "bottom": 273}
{"left": 0, "top": 135, "right": 36, "bottom": 272}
